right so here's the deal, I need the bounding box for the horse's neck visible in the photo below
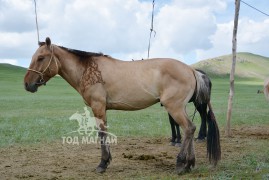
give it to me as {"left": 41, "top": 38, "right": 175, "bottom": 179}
{"left": 54, "top": 46, "right": 85, "bottom": 94}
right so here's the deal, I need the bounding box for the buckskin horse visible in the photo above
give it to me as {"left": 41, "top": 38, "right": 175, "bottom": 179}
{"left": 24, "top": 37, "right": 221, "bottom": 174}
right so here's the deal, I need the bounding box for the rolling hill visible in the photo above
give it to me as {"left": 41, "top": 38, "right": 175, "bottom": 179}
{"left": 0, "top": 63, "right": 26, "bottom": 81}
{"left": 192, "top": 52, "right": 269, "bottom": 79}
{"left": 0, "top": 63, "right": 26, "bottom": 76}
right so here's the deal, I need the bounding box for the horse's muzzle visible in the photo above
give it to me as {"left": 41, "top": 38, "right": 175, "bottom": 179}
{"left": 24, "top": 82, "right": 38, "bottom": 93}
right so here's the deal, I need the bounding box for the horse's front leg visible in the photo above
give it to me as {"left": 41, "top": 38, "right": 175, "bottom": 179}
{"left": 175, "top": 120, "right": 196, "bottom": 174}
{"left": 91, "top": 102, "right": 112, "bottom": 173}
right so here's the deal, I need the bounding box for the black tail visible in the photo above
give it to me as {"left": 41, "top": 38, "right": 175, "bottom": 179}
{"left": 194, "top": 69, "right": 221, "bottom": 166}
{"left": 206, "top": 102, "right": 221, "bottom": 166}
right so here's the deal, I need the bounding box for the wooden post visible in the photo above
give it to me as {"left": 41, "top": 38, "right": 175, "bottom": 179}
{"left": 226, "top": 0, "right": 240, "bottom": 137}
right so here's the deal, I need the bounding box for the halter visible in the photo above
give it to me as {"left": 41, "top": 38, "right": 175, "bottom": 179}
{"left": 27, "top": 45, "right": 58, "bottom": 85}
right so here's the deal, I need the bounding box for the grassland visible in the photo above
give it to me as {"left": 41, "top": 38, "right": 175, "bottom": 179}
{"left": 0, "top": 57, "right": 269, "bottom": 179}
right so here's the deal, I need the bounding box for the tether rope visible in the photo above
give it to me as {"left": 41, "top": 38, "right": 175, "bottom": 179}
{"left": 147, "top": 0, "right": 156, "bottom": 59}
{"left": 33, "top": 0, "right": 40, "bottom": 45}
{"left": 241, "top": 0, "right": 269, "bottom": 17}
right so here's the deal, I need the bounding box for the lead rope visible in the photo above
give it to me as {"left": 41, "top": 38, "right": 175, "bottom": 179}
{"left": 33, "top": 0, "right": 40, "bottom": 45}
{"left": 147, "top": 0, "right": 156, "bottom": 59}
{"left": 191, "top": 108, "right": 198, "bottom": 122}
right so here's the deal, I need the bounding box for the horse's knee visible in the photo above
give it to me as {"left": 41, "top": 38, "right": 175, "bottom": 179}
{"left": 185, "top": 123, "right": 196, "bottom": 137}
{"left": 98, "top": 121, "right": 107, "bottom": 131}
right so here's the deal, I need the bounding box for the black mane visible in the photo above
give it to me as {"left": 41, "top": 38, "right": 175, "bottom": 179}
{"left": 39, "top": 42, "right": 108, "bottom": 59}
{"left": 59, "top": 46, "right": 106, "bottom": 58}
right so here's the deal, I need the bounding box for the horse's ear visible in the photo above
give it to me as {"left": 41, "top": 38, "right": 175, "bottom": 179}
{"left": 45, "top": 37, "right": 51, "bottom": 47}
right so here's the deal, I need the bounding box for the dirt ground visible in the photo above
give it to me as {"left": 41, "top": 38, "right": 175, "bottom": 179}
{"left": 0, "top": 126, "right": 269, "bottom": 179}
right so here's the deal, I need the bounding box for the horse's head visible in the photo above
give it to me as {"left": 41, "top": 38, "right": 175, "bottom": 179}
{"left": 24, "top": 37, "right": 59, "bottom": 93}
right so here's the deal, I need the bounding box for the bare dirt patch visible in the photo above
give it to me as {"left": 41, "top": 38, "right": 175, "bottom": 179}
{"left": 0, "top": 126, "right": 268, "bottom": 179}
{"left": 233, "top": 126, "right": 269, "bottom": 139}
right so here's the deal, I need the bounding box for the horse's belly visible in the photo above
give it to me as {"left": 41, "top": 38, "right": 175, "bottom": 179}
{"left": 106, "top": 96, "right": 159, "bottom": 111}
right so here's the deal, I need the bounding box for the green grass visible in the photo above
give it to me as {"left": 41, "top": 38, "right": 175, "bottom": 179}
{"left": 0, "top": 64, "right": 268, "bottom": 146}
{"left": 0, "top": 63, "right": 269, "bottom": 178}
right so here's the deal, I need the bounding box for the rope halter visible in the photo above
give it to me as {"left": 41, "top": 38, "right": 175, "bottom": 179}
{"left": 27, "top": 45, "right": 58, "bottom": 85}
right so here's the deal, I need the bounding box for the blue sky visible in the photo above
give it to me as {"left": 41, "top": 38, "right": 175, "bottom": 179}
{"left": 0, "top": 0, "right": 269, "bottom": 67}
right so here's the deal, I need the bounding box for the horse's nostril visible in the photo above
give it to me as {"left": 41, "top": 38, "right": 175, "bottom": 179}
{"left": 25, "top": 82, "right": 28, "bottom": 88}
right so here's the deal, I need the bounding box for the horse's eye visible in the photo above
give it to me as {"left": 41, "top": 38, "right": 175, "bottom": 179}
{"left": 37, "top": 57, "right": 44, "bottom": 62}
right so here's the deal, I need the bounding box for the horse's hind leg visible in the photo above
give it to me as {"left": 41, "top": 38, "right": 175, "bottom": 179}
{"left": 165, "top": 104, "right": 196, "bottom": 174}
{"left": 195, "top": 102, "right": 207, "bottom": 141}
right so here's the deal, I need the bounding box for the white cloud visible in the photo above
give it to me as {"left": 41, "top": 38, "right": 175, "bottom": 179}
{"left": 0, "top": 59, "right": 18, "bottom": 65}
{"left": 153, "top": 4, "right": 216, "bottom": 53}
{"left": 0, "top": 31, "right": 37, "bottom": 58}
{"left": 143, "top": 0, "right": 225, "bottom": 63}
{"left": 36, "top": 0, "right": 152, "bottom": 54}
{"left": 196, "top": 18, "right": 269, "bottom": 61}
{"left": 196, "top": 22, "right": 233, "bottom": 60}
{"left": 0, "top": 0, "right": 34, "bottom": 32}
{"left": 238, "top": 18, "right": 269, "bottom": 54}
{"left": 0, "top": 0, "right": 268, "bottom": 67}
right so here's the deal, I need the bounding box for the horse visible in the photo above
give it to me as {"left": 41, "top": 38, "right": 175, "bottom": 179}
{"left": 264, "top": 78, "right": 269, "bottom": 101}
{"left": 169, "top": 70, "right": 211, "bottom": 146}
{"left": 24, "top": 37, "right": 221, "bottom": 174}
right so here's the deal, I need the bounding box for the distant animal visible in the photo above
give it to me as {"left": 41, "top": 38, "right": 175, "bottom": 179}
{"left": 257, "top": 90, "right": 264, "bottom": 94}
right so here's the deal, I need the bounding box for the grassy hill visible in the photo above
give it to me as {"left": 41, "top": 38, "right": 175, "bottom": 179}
{"left": 0, "top": 63, "right": 26, "bottom": 72}
{"left": 0, "top": 63, "right": 26, "bottom": 81}
{"left": 192, "top": 52, "right": 269, "bottom": 79}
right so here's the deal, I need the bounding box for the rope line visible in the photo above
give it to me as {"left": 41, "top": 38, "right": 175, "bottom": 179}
{"left": 147, "top": 0, "right": 156, "bottom": 59}
{"left": 33, "top": 0, "right": 40, "bottom": 44}
{"left": 241, "top": 0, "right": 269, "bottom": 17}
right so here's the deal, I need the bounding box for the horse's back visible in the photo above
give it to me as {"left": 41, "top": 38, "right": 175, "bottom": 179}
{"left": 118, "top": 58, "right": 194, "bottom": 80}
{"left": 102, "top": 58, "right": 196, "bottom": 110}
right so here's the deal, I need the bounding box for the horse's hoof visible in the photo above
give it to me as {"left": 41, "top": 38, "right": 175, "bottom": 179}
{"left": 184, "top": 166, "right": 191, "bottom": 173}
{"left": 175, "top": 164, "right": 185, "bottom": 175}
{"left": 185, "top": 158, "right": 195, "bottom": 170}
{"left": 176, "top": 165, "right": 193, "bottom": 175}
{"left": 96, "top": 158, "right": 110, "bottom": 173}
{"left": 96, "top": 166, "right": 106, "bottom": 173}
{"left": 175, "top": 143, "right": 182, "bottom": 147}
{"left": 169, "top": 142, "right": 176, "bottom": 146}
